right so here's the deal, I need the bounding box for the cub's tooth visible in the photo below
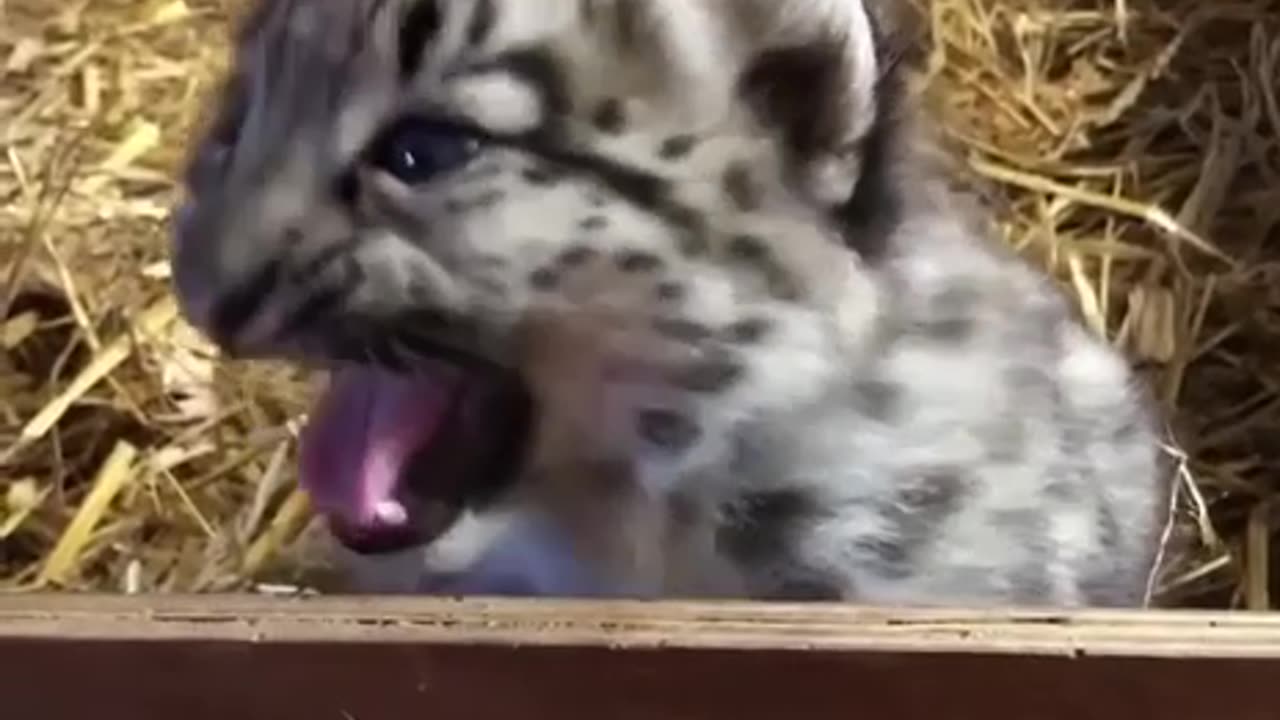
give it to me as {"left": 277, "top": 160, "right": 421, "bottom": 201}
{"left": 374, "top": 500, "right": 409, "bottom": 526}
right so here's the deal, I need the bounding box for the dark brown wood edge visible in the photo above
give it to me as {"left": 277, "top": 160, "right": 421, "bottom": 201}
{"left": 1, "top": 594, "right": 1278, "bottom": 719}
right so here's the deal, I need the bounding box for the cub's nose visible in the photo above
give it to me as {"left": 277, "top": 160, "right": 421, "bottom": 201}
{"left": 168, "top": 201, "right": 222, "bottom": 337}
{"left": 168, "top": 200, "right": 294, "bottom": 358}
{"left": 167, "top": 198, "right": 244, "bottom": 348}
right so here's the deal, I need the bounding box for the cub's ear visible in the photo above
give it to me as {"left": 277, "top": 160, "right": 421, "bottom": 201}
{"left": 733, "top": 0, "right": 919, "bottom": 207}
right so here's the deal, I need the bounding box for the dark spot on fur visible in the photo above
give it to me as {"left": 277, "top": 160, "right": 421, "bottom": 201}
{"left": 476, "top": 189, "right": 506, "bottom": 206}
{"left": 556, "top": 245, "right": 597, "bottom": 267}
{"left": 592, "top": 98, "right": 626, "bottom": 134}
{"left": 398, "top": 1, "right": 443, "bottom": 79}
{"left": 728, "top": 234, "right": 770, "bottom": 262}
{"left": 1011, "top": 552, "right": 1055, "bottom": 603}
{"left": 615, "top": 249, "right": 663, "bottom": 273}
{"left": 725, "top": 234, "right": 800, "bottom": 300}
{"left": 674, "top": 350, "right": 745, "bottom": 393}
{"left": 1097, "top": 504, "right": 1121, "bottom": 550}
{"left": 466, "top": 0, "right": 495, "bottom": 46}
{"left": 613, "top": 0, "right": 645, "bottom": 49}
{"left": 528, "top": 266, "right": 560, "bottom": 290}
{"left": 722, "top": 161, "right": 762, "bottom": 212}
{"left": 921, "top": 316, "right": 975, "bottom": 343}
{"left": 1044, "top": 480, "right": 1079, "bottom": 503}
{"left": 653, "top": 318, "right": 712, "bottom": 343}
{"left": 1079, "top": 574, "right": 1132, "bottom": 607}
{"left": 990, "top": 509, "right": 1045, "bottom": 540}
{"left": 853, "top": 378, "right": 902, "bottom": 420}
{"left": 655, "top": 281, "right": 685, "bottom": 302}
{"left": 855, "top": 535, "right": 911, "bottom": 576}
{"left": 860, "top": 470, "right": 969, "bottom": 579}
{"left": 775, "top": 577, "right": 845, "bottom": 601}
{"left": 1078, "top": 504, "right": 1137, "bottom": 606}
{"left": 725, "top": 317, "right": 771, "bottom": 344}
{"left": 933, "top": 285, "right": 980, "bottom": 312}
{"left": 522, "top": 165, "right": 562, "bottom": 186}
{"left": 768, "top": 276, "right": 802, "bottom": 302}
{"left": 981, "top": 417, "right": 1027, "bottom": 463}
{"left": 899, "top": 471, "right": 968, "bottom": 517}
{"left": 1112, "top": 411, "right": 1148, "bottom": 442}
{"left": 666, "top": 206, "right": 709, "bottom": 256}
{"left": 678, "top": 234, "right": 708, "bottom": 257}
{"left": 1004, "top": 365, "right": 1052, "bottom": 392}
{"left": 990, "top": 510, "right": 1054, "bottom": 602}
{"left": 445, "top": 189, "right": 505, "bottom": 214}
{"left": 658, "top": 135, "right": 698, "bottom": 160}
{"left": 717, "top": 490, "right": 820, "bottom": 564}
{"left": 919, "top": 286, "right": 981, "bottom": 343}
{"left": 636, "top": 409, "right": 701, "bottom": 452}
{"left": 591, "top": 161, "right": 666, "bottom": 208}
{"left": 516, "top": 142, "right": 671, "bottom": 216}
{"left": 578, "top": 215, "right": 609, "bottom": 231}
{"left": 1004, "top": 297, "right": 1064, "bottom": 350}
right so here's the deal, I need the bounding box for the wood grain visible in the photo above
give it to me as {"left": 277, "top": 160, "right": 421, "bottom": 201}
{"left": 1, "top": 595, "right": 1278, "bottom": 719}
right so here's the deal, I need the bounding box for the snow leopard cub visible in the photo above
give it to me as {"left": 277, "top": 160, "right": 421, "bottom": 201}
{"left": 170, "top": 0, "right": 1171, "bottom": 606}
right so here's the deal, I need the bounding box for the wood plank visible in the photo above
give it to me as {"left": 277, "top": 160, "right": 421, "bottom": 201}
{"left": 0, "top": 594, "right": 1277, "bottom": 719}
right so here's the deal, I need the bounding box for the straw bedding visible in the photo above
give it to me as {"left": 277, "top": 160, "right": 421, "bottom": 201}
{"left": 1, "top": 0, "right": 1276, "bottom": 609}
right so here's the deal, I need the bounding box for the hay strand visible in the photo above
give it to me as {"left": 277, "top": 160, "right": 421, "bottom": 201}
{"left": 1, "top": 296, "right": 178, "bottom": 465}
{"left": 37, "top": 440, "right": 137, "bottom": 587}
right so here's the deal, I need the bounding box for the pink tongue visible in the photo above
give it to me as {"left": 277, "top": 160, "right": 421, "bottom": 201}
{"left": 298, "top": 366, "right": 455, "bottom": 529}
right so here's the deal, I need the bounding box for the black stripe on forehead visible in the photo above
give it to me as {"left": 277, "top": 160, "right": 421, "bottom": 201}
{"left": 460, "top": 114, "right": 668, "bottom": 210}
{"left": 466, "top": 0, "right": 496, "bottom": 47}
{"left": 517, "top": 141, "right": 711, "bottom": 256}
{"left": 399, "top": 0, "right": 443, "bottom": 79}
{"left": 494, "top": 47, "right": 572, "bottom": 120}
{"left": 397, "top": 0, "right": 505, "bottom": 82}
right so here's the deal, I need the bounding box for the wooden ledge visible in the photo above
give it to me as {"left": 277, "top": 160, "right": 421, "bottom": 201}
{"left": 1, "top": 595, "right": 1277, "bottom": 719}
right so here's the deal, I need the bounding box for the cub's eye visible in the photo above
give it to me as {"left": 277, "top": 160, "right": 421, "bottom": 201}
{"left": 368, "top": 118, "right": 481, "bottom": 184}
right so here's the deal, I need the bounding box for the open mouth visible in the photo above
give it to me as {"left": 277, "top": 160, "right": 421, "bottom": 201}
{"left": 298, "top": 358, "right": 533, "bottom": 556}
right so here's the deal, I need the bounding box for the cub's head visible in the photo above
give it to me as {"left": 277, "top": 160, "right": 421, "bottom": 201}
{"left": 171, "top": 0, "right": 913, "bottom": 592}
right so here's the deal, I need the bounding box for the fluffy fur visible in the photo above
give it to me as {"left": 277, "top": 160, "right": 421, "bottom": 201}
{"left": 172, "top": 0, "right": 1172, "bottom": 606}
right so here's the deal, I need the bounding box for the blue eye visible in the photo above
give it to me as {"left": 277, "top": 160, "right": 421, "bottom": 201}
{"left": 370, "top": 118, "right": 481, "bottom": 184}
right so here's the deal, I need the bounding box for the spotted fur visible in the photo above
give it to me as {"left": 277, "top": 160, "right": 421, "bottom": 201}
{"left": 172, "top": 0, "right": 1171, "bottom": 606}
